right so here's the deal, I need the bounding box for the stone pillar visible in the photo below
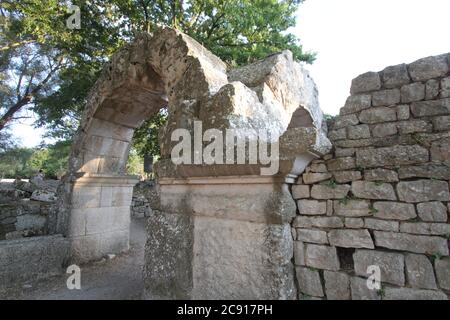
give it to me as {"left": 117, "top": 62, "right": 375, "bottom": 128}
{"left": 65, "top": 173, "right": 138, "bottom": 263}
{"left": 144, "top": 175, "right": 299, "bottom": 299}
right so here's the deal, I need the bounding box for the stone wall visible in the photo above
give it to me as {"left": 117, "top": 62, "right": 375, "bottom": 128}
{"left": 289, "top": 53, "right": 450, "bottom": 300}
{"left": 0, "top": 180, "right": 58, "bottom": 240}
{"left": 131, "top": 180, "right": 158, "bottom": 218}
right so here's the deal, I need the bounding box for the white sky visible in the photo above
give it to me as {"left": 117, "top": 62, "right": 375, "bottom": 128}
{"left": 10, "top": 0, "right": 450, "bottom": 147}
{"left": 295, "top": 0, "right": 450, "bottom": 115}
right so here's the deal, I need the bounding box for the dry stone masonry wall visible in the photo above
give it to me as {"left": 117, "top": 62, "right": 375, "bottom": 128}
{"left": 290, "top": 53, "right": 450, "bottom": 300}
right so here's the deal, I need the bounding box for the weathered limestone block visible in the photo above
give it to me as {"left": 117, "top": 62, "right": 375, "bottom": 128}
{"left": 304, "top": 244, "right": 340, "bottom": 270}
{"left": 397, "top": 180, "right": 450, "bottom": 203}
{"left": 324, "top": 271, "right": 350, "bottom": 300}
{"left": 311, "top": 184, "right": 350, "bottom": 200}
{"left": 383, "top": 288, "right": 447, "bottom": 300}
{"left": 398, "top": 164, "right": 450, "bottom": 180}
{"left": 333, "top": 114, "right": 359, "bottom": 129}
{"left": 333, "top": 171, "right": 362, "bottom": 183}
{"left": 434, "top": 258, "right": 450, "bottom": 290}
{"left": 411, "top": 98, "right": 450, "bottom": 117}
{"left": 340, "top": 94, "right": 371, "bottom": 115}
{"left": 351, "top": 181, "right": 397, "bottom": 200}
{"left": 356, "top": 145, "right": 429, "bottom": 168}
{"left": 430, "top": 137, "right": 450, "bottom": 162}
{"left": 405, "top": 253, "right": 437, "bottom": 289}
{"left": 374, "top": 231, "right": 449, "bottom": 256}
{"left": 297, "top": 229, "right": 328, "bottom": 244}
{"left": 359, "top": 107, "right": 397, "bottom": 124}
{"left": 440, "top": 76, "right": 450, "bottom": 98}
{"left": 401, "top": 82, "right": 425, "bottom": 103}
{"left": 372, "top": 201, "right": 416, "bottom": 220}
{"left": 347, "top": 124, "right": 371, "bottom": 139}
{"left": 372, "top": 89, "right": 400, "bottom": 107}
{"left": 350, "top": 72, "right": 381, "bottom": 94}
{"left": 328, "top": 128, "right": 346, "bottom": 141}
{"left": 396, "top": 104, "right": 410, "bottom": 120}
{"left": 426, "top": 79, "right": 440, "bottom": 100}
{"left": 417, "top": 202, "right": 447, "bottom": 222}
{"left": 328, "top": 229, "right": 374, "bottom": 249}
{"left": 334, "top": 200, "right": 370, "bottom": 217}
{"left": 302, "top": 172, "right": 332, "bottom": 184}
{"left": 30, "top": 189, "right": 57, "bottom": 202}
{"left": 291, "top": 185, "right": 310, "bottom": 199}
{"left": 364, "top": 218, "right": 399, "bottom": 232}
{"left": 353, "top": 249, "right": 405, "bottom": 286}
{"left": 350, "top": 277, "right": 380, "bottom": 300}
{"left": 381, "top": 64, "right": 410, "bottom": 88}
{"left": 408, "top": 54, "right": 449, "bottom": 82}
{"left": 399, "top": 222, "right": 450, "bottom": 236}
{"left": 433, "top": 115, "right": 450, "bottom": 131}
{"left": 297, "top": 200, "right": 327, "bottom": 216}
{"left": 293, "top": 216, "right": 343, "bottom": 229}
{"left": 326, "top": 157, "right": 356, "bottom": 171}
{"left": 296, "top": 266, "right": 324, "bottom": 297}
{"left": 397, "top": 120, "right": 432, "bottom": 135}
{"left": 345, "top": 218, "right": 364, "bottom": 229}
{"left": 293, "top": 241, "right": 305, "bottom": 266}
{"left": 364, "top": 168, "right": 398, "bottom": 182}
{"left": 372, "top": 123, "right": 398, "bottom": 138}
{"left": 308, "top": 162, "right": 328, "bottom": 173}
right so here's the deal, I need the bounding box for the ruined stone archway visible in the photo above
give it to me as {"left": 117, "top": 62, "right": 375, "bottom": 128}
{"left": 58, "top": 28, "right": 331, "bottom": 299}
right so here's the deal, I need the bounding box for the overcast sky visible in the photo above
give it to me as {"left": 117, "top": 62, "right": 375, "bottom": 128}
{"left": 11, "top": 0, "right": 450, "bottom": 147}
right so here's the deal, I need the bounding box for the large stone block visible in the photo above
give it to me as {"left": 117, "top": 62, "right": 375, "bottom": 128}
{"left": 302, "top": 172, "right": 332, "bottom": 184}
{"left": 347, "top": 124, "right": 371, "bottom": 139}
{"left": 399, "top": 222, "right": 450, "bottom": 236}
{"left": 408, "top": 54, "right": 449, "bottom": 82}
{"left": 324, "top": 271, "right": 350, "bottom": 300}
{"left": 351, "top": 181, "right": 397, "bottom": 200}
{"left": 364, "top": 168, "right": 398, "bottom": 182}
{"left": 356, "top": 145, "right": 429, "bottom": 168}
{"left": 426, "top": 79, "right": 440, "bottom": 100}
{"left": 296, "top": 266, "right": 324, "bottom": 297}
{"left": 431, "top": 137, "right": 450, "bottom": 162}
{"left": 397, "top": 180, "right": 450, "bottom": 203}
{"left": 293, "top": 241, "right": 305, "bottom": 266}
{"left": 334, "top": 200, "right": 370, "bottom": 217}
{"left": 397, "top": 120, "right": 432, "bottom": 135}
{"left": 293, "top": 216, "right": 343, "bottom": 229}
{"left": 297, "top": 229, "right": 328, "bottom": 244}
{"left": 372, "top": 89, "right": 400, "bottom": 107}
{"left": 311, "top": 184, "right": 350, "bottom": 200}
{"left": 340, "top": 94, "right": 371, "bottom": 115}
{"left": 432, "top": 115, "right": 450, "bottom": 131}
{"left": 326, "top": 157, "right": 356, "bottom": 171}
{"left": 405, "top": 253, "right": 437, "bottom": 289}
{"left": 328, "top": 229, "right": 374, "bottom": 249}
{"left": 373, "top": 231, "right": 449, "bottom": 256}
{"left": 350, "top": 276, "right": 380, "bottom": 300}
{"left": 371, "top": 123, "right": 398, "bottom": 138}
{"left": 383, "top": 287, "right": 447, "bottom": 300}
{"left": 304, "top": 244, "right": 340, "bottom": 270}
{"left": 353, "top": 249, "right": 405, "bottom": 286}
{"left": 333, "top": 171, "right": 362, "bottom": 183}
{"left": 297, "top": 200, "right": 327, "bottom": 216}
{"left": 333, "top": 114, "right": 359, "bottom": 129}
{"left": 401, "top": 82, "right": 425, "bottom": 103}
{"left": 381, "top": 63, "right": 410, "bottom": 88}
{"left": 372, "top": 201, "right": 416, "bottom": 220}
{"left": 411, "top": 98, "right": 450, "bottom": 117}
{"left": 359, "top": 107, "right": 397, "bottom": 124}
{"left": 291, "top": 185, "right": 310, "bottom": 199}
{"left": 417, "top": 202, "right": 447, "bottom": 222}
{"left": 350, "top": 72, "right": 381, "bottom": 94}
{"left": 434, "top": 258, "right": 450, "bottom": 290}
{"left": 398, "top": 164, "right": 450, "bottom": 180}
{"left": 364, "top": 218, "right": 399, "bottom": 232}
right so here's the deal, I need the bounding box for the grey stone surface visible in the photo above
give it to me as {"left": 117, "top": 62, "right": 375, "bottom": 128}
{"left": 434, "top": 258, "right": 450, "bottom": 290}
{"left": 383, "top": 287, "right": 447, "bottom": 300}
{"left": 408, "top": 54, "right": 449, "bottom": 82}
{"left": 431, "top": 137, "right": 450, "bottom": 162}
{"left": 396, "top": 104, "right": 410, "bottom": 120}
{"left": 359, "top": 107, "right": 397, "bottom": 124}
{"left": 324, "top": 271, "right": 350, "bottom": 300}
{"left": 304, "top": 244, "right": 340, "bottom": 270}
{"left": 334, "top": 200, "right": 370, "bottom": 217}
{"left": 401, "top": 82, "right": 425, "bottom": 103}
{"left": 296, "top": 266, "right": 324, "bottom": 297}
{"left": 364, "top": 218, "right": 399, "bottom": 232}
{"left": 397, "top": 120, "right": 432, "bottom": 135}
{"left": 372, "top": 89, "right": 400, "bottom": 106}
{"left": 381, "top": 64, "right": 410, "bottom": 88}
{"left": 371, "top": 123, "right": 398, "bottom": 138}
{"left": 364, "top": 169, "right": 398, "bottom": 182}
{"left": 291, "top": 185, "right": 310, "bottom": 199}
{"left": 397, "top": 180, "right": 450, "bottom": 203}
{"left": 350, "top": 72, "right": 381, "bottom": 94}
{"left": 350, "top": 276, "right": 380, "bottom": 300}
{"left": 30, "top": 189, "right": 57, "bottom": 202}
{"left": 353, "top": 249, "right": 405, "bottom": 286}
{"left": 328, "top": 229, "right": 374, "bottom": 249}
{"left": 302, "top": 173, "right": 332, "bottom": 184}
{"left": 297, "top": 200, "right": 327, "bottom": 215}
{"left": 399, "top": 222, "right": 450, "bottom": 236}
{"left": 326, "top": 157, "right": 356, "bottom": 171}
{"left": 351, "top": 181, "right": 397, "bottom": 200}
{"left": 0, "top": 235, "right": 69, "bottom": 288}
{"left": 426, "top": 79, "right": 440, "bottom": 100}
{"left": 293, "top": 216, "right": 343, "bottom": 229}
{"left": 347, "top": 124, "right": 371, "bottom": 139}
{"left": 333, "top": 171, "right": 361, "bottom": 183}
{"left": 374, "top": 231, "right": 449, "bottom": 256}
{"left": 293, "top": 241, "right": 305, "bottom": 266}
{"left": 356, "top": 145, "right": 429, "bottom": 168}
{"left": 440, "top": 76, "right": 450, "bottom": 98}
{"left": 411, "top": 98, "right": 450, "bottom": 117}
{"left": 297, "top": 229, "right": 329, "bottom": 244}
{"left": 398, "top": 164, "right": 450, "bottom": 180}
{"left": 433, "top": 115, "right": 450, "bottom": 131}
{"left": 345, "top": 218, "right": 364, "bottom": 229}
{"left": 417, "top": 202, "right": 447, "bottom": 222}
{"left": 311, "top": 184, "right": 351, "bottom": 200}
{"left": 333, "top": 114, "right": 359, "bottom": 129}
{"left": 405, "top": 253, "right": 437, "bottom": 289}
{"left": 340, "top": 94, "right": 371, "bottom": 115}
{"left": 373, "top": 201, "right": 416, "bottom": 220}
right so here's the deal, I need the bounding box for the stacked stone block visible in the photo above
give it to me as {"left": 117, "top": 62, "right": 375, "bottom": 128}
{"left": 290, "top": 53, "right": 450, "bottom": 300}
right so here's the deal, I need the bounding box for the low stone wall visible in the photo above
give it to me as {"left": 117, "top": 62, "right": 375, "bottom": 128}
{"left": 131, "top": 180, "right": 159, "bottom": 218}
{"left": 289, "top": 53, "right": 450, "bottom": 300}
{"left": 0, "top": 180, "right": 59, "bottom": 240}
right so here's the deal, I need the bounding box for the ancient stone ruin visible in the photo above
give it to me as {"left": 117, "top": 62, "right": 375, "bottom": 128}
{"left": 0, "top": 28, "right": 449, "bottom": 300}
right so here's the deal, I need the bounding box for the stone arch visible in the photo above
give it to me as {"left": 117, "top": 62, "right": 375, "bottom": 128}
{"left": 58, "top": 28, "right": 331, "bottom": 299}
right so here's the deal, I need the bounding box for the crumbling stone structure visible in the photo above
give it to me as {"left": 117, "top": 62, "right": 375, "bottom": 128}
{"left": 290, "top": 54, "right": 450, "bottom": 299}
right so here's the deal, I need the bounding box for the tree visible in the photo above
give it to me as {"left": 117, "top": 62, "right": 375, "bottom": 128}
{"left": 1, "top": 0, "right": 315, "bottom": 158}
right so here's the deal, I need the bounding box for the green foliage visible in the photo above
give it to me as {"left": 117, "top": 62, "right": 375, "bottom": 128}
{"left": 126, "top": 148, "right": 144, "bottom": 176}
{"left": 131, "top": 109, "right": 168, "bottom": 159}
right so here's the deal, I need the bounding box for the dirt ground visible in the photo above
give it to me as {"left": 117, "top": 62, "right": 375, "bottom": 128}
{"left": 0, "top": 217, "right": 147, "bottom": 300}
